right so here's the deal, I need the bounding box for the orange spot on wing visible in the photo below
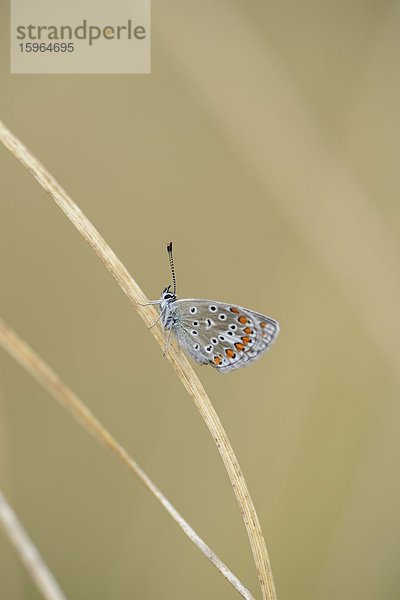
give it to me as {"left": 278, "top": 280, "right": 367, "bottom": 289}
{"left": 260, "top": 321, "right": 267, "bottom": 328}
{"left": 214, "top": 356, "right": 222, "bottom": 365}
{"left": 238, "top": 315, "right": 247, "bottom": 325}
{"left": 230, "top": 307, "right": 239, "bottom": 314}
{"left": 244, "top": 327, "right": 253, "bottom": 335}
{"left": 235, "top": 342, "right": 245, "bottom": 351}
{"left": 241, "top": 336, "right": 251, "bottom": 345}
{"left": 226, "top": 349, "right": 235, "bottom": 359}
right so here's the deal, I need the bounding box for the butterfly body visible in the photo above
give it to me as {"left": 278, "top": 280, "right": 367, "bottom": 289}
{"left": 157, "top": 282, "right": 279, "bottom": 373}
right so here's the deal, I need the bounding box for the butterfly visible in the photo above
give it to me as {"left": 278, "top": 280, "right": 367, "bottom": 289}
{"left": 147, "top": 243, "right": 280, "bottom": 373}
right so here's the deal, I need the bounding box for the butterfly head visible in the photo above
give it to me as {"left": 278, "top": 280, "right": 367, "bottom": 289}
{"left": 161, "top": 285, "right": 176, "bottom": 302}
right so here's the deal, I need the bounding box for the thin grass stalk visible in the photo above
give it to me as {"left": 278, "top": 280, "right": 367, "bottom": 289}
{"left": 0, "top": 318, "right": 255, "bottom": 600}
{"left": 0, "top": 489, "right": 67, "bottom": 600}
{"left": 0, "top": 119, "right": 277, "bottom": 600}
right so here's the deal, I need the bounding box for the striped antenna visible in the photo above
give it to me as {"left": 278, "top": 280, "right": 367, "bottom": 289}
{"left": 166, "top": 242, "right": 177, "bottom": 295}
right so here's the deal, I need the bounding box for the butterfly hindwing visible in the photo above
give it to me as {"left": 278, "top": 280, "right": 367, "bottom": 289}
{"left": 169, "top": 299, "right": 279, "bottom": 372}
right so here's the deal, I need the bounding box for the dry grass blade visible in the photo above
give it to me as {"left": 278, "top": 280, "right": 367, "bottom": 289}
{"left": 0, "top": 318, "right": 255, "bottom": 600}
{"left": 0, "top": 489, "right": 67, "bottom": 600}
{"left": 0, "top": 119, "right": 277, "bottom": 600}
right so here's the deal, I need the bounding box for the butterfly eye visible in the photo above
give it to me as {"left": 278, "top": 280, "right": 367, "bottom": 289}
{"left": 211, "top": 337, "right": 218, "bottom": 345}
{"left": 192, "top": 321, "right": 199, "bottom": 326}
{"left": 218, "top": 335, "right": 225, "bottom": 341}
{"left": 209, "top": 305, "right": 217, "bottom": 312}
{"left": 229, "top": 324, "right": 237, "bottom": 331}
{"left": 205, "top": 345, "right": 213, "bottom": 353}
{"left": 193, "top": 343, "right": 200, "bottom": 351}
{"left": 218, "top": 313, "right": 227, "bottom": 321}
{"left": 191, "top": 330, "right": 198, "bottom": 336}
{"left": 190, "top": 307, "right": 197, "bottom": 314}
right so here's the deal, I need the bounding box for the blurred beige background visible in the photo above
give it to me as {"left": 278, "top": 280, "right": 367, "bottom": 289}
{"left": 1, "top": 1, "right": 400, "bottom": 599}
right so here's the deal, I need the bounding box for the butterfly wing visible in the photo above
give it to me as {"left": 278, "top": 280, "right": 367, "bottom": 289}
{"left": 169, "top": 299, "right": 279, "bottom": 372}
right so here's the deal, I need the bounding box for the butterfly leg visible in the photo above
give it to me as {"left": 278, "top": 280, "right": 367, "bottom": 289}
{"left": 137, "top": 300, "right": 162, "bottom": 306}
{"left": 162, "top": 328, "right": 173, "bottom": 356}
{"left": 138, "top": 300, "right": 163, "bottom": 329}
{"left": 148, "top": 313, "right": 162, "bottom": 329}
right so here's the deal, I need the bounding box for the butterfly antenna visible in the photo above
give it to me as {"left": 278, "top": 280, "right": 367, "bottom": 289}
{"left": 166, "top": 241, "right": 177, "bottom": 295}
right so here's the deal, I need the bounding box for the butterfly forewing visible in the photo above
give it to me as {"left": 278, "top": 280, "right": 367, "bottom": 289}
{"left": 169, "top": 299, "right": 279, "bottom": 372}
